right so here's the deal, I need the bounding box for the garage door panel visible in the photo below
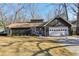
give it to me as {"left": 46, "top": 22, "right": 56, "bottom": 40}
{"left": 49, "top": 27, "right": 69, "bottom": 36}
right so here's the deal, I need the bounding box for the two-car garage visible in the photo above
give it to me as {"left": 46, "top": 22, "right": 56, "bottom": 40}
{"left": 43, "top": 17, "right": 72, "bottom": 36}
{"left": 49, "top": 27, "right": 69, "bottom": 36}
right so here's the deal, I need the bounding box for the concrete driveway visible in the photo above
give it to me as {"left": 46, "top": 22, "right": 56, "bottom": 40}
{"left": 54, "top": 37, "right": 79, "bottom": 56}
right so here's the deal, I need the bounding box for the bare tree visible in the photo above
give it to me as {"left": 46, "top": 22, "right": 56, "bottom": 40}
{"left": 0, "top": 4, "right": 7, "bottom": 29}
{"left": 61, "top": 3, "right": 69, "bottom": 20}
{"left": 56, "top": 3, "right": 69, "bottom": 20}
{"left": 76, "top": 3, "right": 79, "bottom": 35}
{"left": 69, "top": 3, "right": 79, "bottom": 35}
{"left": 12, "top": 3, "right": 41, "bottom": 23}
{"left": 47, "top": 3, "right": 69, "bottom": 21}
{"left": 28, "top": 4, "right": 41, "bottom": 19}
{"left": 13, "top": 4, "right": 25, "bottom": 22}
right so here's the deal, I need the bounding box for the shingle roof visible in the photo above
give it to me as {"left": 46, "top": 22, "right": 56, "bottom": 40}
{"left": 6, "top": 17, "right": 72, "bottom": 29}
{"left": 7, "top": 22, "right": 44, "bottom": 28}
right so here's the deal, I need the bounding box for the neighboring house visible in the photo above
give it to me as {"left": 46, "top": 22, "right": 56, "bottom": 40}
{"left": 6, "top": 17, "right": 72, "bottom": 36}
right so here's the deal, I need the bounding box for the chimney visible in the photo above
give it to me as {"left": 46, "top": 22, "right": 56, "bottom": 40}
{"left": 31, "top": 19, "right": 43, "bottom": 23}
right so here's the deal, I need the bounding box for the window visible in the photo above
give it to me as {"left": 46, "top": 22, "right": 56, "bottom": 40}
{"left": 58, "top": 29, "right": 60, "bottom": 31}
{"left": 54, "top": 30, "right": 55, "bottom": 31}
{"left": 65, "top": 29, "right": 67, "bottom": 31}
{"left": 62, "top": 29, "right": 64, "bottom": 31}
{"left": 49, "top": 29, "right": 51, "bottom": 31}
{"left": 61, "top": 29, "right": 62, "bottom": 31}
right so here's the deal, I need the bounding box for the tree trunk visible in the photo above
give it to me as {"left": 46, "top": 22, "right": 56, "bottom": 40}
{"left": 63, "top": 3, "right": 68, "bottom": 20}
{"left": 76, "top": 4, "right": 79, "bottom": 35}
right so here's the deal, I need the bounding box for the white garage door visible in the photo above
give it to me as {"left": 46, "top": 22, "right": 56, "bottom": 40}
{"left": 49, "top": 27, "right": 69, "bottom": 36}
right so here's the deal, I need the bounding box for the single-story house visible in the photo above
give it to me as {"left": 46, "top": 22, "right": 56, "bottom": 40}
{"left": 6, "top": 16, "right": 72, "bottom": 36}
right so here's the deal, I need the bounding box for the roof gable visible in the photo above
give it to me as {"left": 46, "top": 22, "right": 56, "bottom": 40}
{"left": 44, "top": 17, "right": 72, "bottom": 27}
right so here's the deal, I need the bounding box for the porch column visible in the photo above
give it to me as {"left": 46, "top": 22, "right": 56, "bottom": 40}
{"left": 44, "top": 26, "right": 47, "bottom": 36}
{"left": 31, "top": 27, "right": 36, "bottom": 35}
{"left": 9, "top": 29, "right": 12, "bottom": 36}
